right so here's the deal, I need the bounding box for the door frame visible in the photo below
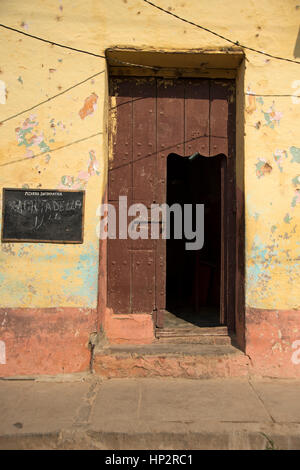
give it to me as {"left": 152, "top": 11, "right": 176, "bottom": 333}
{"left": 103, "top": 52, "right": 245, "bottom": 346}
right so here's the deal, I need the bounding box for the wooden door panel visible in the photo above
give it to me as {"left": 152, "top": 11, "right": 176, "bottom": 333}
{"left": 109, "top": 164, "right": 132, "bottom": 201}
{"left": 132, "top": 78, "right": 156, "bottom": 205}
{"left": 132, "top": 80, "right": 156, "bottom": 159}
{"left": 155, "top": 79, "right": 185, "bottom": 326}
{"left": 210, "top": 80, "right": 230, "bottom": 156}
{"left": 133, "top": 157, "right": 156, "bottom": 205}
{"left": 108, "top": 239, "right": 131, "bottom": 314}
{"left": 132, "top": 251, "right": 155, "bottom": 312}
{"left": 108, "top": 77, "right": 158, "bottom": 315}
{"left": 185, "top": 79, "right": 210, "bottom": 156}
{"left": 108, "top": 79, "right": 133, "bottom": 314}
{"left": 107, "top": 200, "right": 130, "bottom": 313}
{"left": 108, "top": 76, "right": 236, "bottom": 332}
{"left": 109, "top": 78, "right": 133, "bottom": 170}
{"left": 157, "top": 79, "right": 185, "bottom": 204}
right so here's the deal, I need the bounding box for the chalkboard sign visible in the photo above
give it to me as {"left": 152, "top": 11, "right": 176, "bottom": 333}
{"left": 1, "top": 188, "right": 85, "bottom": 243}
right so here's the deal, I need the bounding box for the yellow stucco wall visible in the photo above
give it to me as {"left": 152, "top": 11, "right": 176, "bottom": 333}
{"left": 0, "top": 0, "right": 299, "bottom": 311}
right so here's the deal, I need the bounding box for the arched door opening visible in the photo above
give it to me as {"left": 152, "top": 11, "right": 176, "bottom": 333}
{"left": 165, "top": 152, "right": 225, "bottom": 328}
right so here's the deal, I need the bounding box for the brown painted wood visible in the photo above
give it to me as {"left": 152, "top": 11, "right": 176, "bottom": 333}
{"left": 107, "top": 201, "right": 131, "bottom": 314}
{"left": 108, "top": 79, "right": 133, "bottom": 314}
{"left": 184, "top": 79, "right": 209, "bottom": 156}
{"left": 227, "top": 84, "right": 237, "bottom": 332}
{"left": 210, "top": 80, "right": 236, "bottom": 331}
{"left": 220, "top": 158, "right": 226, "bottom": 325}
{"left": 156, "top": 79, "right": 185, "bottom": 327}
{"left": 108, "top": 77, "right": 158, "bottom": 315}
{"left": 210, "top": 80, "right": 230, "bottom": 156}
{"left": 131, "top": 78, "right": 157, "bottom": 314}
{"left": 109, "top": 66, "right": 237, "bottom": 79}
{"left": 109, "top": 78, "right": 133, "bottom": 173}
{"left": 132, "top": 78, "right": 156, "bottom": 206}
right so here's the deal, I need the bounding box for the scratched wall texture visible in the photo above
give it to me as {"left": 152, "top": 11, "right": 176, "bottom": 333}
{"left": 0, "top": 0, "right": 299, "bottom": 376}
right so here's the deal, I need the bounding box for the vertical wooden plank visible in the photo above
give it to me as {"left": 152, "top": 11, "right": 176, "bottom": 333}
{"left": 132, "top": 78, "right": 156, "bottom": 206}
{"left": 132, "top": 251, "right": 155, "bottom": 312}
{"left": 108, "top": 164, "right": 132, "bottom": 201}
{"left": 227, "top": 81, "right": 236, "bottom": 332}
{"left": 210, "top": 80, "right": 229, "bottom": 156}
{"left": 107, "top": 202, "right": 131, "bottom": 314}
{"left": 184, "top": 79, "right": 210, "bottom": 156}
{"left": 108, "top": 77, "right": 160, "bottom": 317}
{"left": 156, "top": 79, "right": 185, "bottom": 327}
{"left": 220, "top": 158, "right": 227, "bottom": 325}
{"left": 157, "top": 79, "right": 185, "bottom": 203}
{"left": 109, "top": 78, "right": 133, "bottom": 172}
{"left": 130, "top": 78, "right": 157, "bottom": 314}
{"left": 210, "top": 80, "right": 236, "bottom": 330}
{"left": 107, "top": 78, "right": 134, "bottom": 314}
{"left": 235, "top": 185, "right": 245, "bottom": 343}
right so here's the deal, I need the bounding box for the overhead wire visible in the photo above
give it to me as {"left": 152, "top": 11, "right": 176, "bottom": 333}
{"left": 0, "top": 22, "right": 158, "bottom": 69}
{"left": 0, "top": 132, "right": 102, "bottom": 168}
{"left": 0, "top": 7, "right": 299, "bottom": 168}
{"left": 0, "top": 14, "right": 299, "bottom": 127}
{"left": 142, "top": 0, "right": 300, "bottom": 65}
{"left": 0, "top": 71, "right": 105, "bottom": 125}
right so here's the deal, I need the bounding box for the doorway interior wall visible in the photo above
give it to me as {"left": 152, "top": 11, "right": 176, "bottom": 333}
{"left": 107, "top": 75, "right": 236, "bottom": 334}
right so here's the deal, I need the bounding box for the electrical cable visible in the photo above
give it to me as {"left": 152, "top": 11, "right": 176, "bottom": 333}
{"left": 0, "top": 71, "right": 105, "bottom": 125}
{"left": 0, "top": 132, "right": 102, "bottom": 168}
{"left": 0, "top": 23, "right": 159, "bottom": 70}
{"left": 142, "top": 0, "right": 300, "bottom": 65}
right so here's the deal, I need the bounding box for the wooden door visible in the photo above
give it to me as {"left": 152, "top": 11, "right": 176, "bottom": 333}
{"left": 108, "top": 77, "right": 236, "bottom": 329}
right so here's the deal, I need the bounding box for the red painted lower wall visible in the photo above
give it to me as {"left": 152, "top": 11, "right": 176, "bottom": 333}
{"left": 1, "top": 306, "right": 300, "bottom": 378}
{"left": 246, "top": 307, "right": 300, "bottom": 377}
{"left": 0, "top": 308, "right": 97, "bottom": 377}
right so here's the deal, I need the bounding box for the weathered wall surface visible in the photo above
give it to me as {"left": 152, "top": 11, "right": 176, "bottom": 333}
{"left": 0, "top": 0, "right": 299, "bottom": 376}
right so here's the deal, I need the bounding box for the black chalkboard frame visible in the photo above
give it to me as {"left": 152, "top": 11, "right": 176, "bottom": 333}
{"left": 1, "top": 188, "right": 85, "bottom": 244}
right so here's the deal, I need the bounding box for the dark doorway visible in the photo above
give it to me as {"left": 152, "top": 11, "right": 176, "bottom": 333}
{"left": 166, "top": 153, "right": 224, "bottom": 327}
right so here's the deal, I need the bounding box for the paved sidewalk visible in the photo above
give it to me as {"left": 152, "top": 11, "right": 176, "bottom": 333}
{"left": 0, "top": 374, "right": 300, "bottom": 449}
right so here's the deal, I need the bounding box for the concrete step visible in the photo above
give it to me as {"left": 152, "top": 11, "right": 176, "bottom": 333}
{"left": 93, "top": 343, "right": 250, "bottom": 379}
{"left": 155, "top": 326, "right": 231, "bottom": 344}
{"left": 155, "top": 335, "right": 232, "bottom": 344}
{"left": 156, "top": 326, "right": 228, "bottom": 336}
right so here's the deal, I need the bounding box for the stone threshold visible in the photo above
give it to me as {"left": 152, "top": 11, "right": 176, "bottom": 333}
{"left": 155, "top": 325, "right": 231, "bottom": 344}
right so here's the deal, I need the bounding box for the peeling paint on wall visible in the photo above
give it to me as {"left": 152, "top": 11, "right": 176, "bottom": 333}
{"left": 255, "top": 158, "right": 272, "bottom": 178}
{"left": 62, "top": 243, "right": 99, "bottom": 307}
{"left": 291, "top": 80, "right": 300, "bottom": 105}
{"left": 291, "top": 175, "right": 300, "bottom": 208}
{"left": 273, "top": 149, "right": 288, "bottom": 172}
{"left": 246, "top": 87, "right": 256, "bottom": 114}
{"left": 0, "top": 80, "right": 6, "bottom": 104}
{"left": 59, "top": 150, "right": 100, "bottom": 189}
{"left": 79, "top": 93, "right": 98, "bottom": 119}
{"left": 284, "top": 213, "right": 292, "bottom": 224}
{"left": 261, "top": 102, "right": 283, "bottom": 128}
{"left": 20, "top": 21, "right": 29, "bottom": 31}
{"left": 15, "top": 115, "right": 50, "bottom": 158}
{"left": 290, "top": 146, "right": 300, "bottom": 164}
